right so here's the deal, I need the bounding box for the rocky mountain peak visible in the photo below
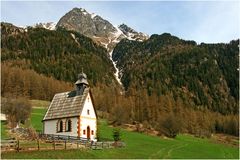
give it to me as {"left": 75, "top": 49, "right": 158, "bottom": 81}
{"left": 118, "top": 23, "right": 149, "bottom": 42}
{"left": 56, "top": 7, "right": 116, "bottom": 38}
{"left": 118, "top": 23, "right": 137, "bottom": 35}
{"left": 56, "top": 7, "right": 149, "bottom": 51}
{"left": 71, "top": 7, "right": 89, "bottom": 15}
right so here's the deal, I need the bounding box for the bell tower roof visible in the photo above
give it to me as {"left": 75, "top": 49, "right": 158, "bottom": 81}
{"left": 75, "top": 72, "right": 89, "bottom": 85}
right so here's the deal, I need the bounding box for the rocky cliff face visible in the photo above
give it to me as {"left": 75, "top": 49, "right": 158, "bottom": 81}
{"left": 56, "top": 7, "right": 149, "bottom": 51}
{"left": 57, "top": 8, "right": 116, "bottom": 37}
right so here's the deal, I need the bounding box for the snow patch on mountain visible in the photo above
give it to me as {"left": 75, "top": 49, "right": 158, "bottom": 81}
{"left": 33, "top": 22, "right": 56, "bottom": 30}
{"left": 113, "top": 25, "right": 124, "bottom": 38}
{"left": 70, "top": 33, "right": 80, "bottom": 46}
{"left": 100, "top": 42, "right": 108, "bottom": 49}
{"left": 109, "top": 50, "right": 122, "bottom": 85}
{"left": 91, "top": 13, "right": 97, "bottom": 19}
{"left": 46, "top": 23, "right": 56, "bottom": 30}
{"left": 80, "top": 8, "right": 88, "bottom": 15}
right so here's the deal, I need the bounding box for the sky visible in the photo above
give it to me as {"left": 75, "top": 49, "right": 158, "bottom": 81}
{"left": 1, "top": 1, "right": 240, "bottom": 43}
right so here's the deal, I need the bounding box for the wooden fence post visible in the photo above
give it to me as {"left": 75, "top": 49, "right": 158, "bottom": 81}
{"left": 53, "top": 140, "right": 55, "bottom": 150}
{"left": 38, "top": 139, "right": 40, "bottom": 151}
{"left": 17, "top": 140, "right": 19, "bottom": 152}
{"left": 65, "top": 140, "right": 67, "bottom": 150}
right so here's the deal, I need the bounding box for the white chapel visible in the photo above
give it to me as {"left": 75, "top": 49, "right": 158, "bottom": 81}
{"left": 42, "top": 72, "right": 97, "bottom": 141}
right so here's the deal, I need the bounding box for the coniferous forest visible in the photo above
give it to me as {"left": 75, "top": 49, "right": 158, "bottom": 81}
{"left": 1, "top": 22, "right": 239, "bottom": 137}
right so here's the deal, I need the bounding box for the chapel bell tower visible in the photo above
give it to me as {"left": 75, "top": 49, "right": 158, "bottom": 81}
{"left": 75, "top": 72, "right": 89, "bottom": 95}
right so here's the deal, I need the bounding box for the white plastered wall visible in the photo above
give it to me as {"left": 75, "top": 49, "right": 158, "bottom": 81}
{"left": 43, "top": 117, "right": 78, "bottom": 136}
{"left": 80, "top": 92, "right": 97, "bottom": 141}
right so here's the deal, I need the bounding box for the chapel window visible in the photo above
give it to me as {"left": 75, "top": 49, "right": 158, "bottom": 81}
{"left": 57, "top": 120, "right": 63, "bottom": 132}
{"left": 66, "top": 119, "right": 72, "bottom": 132}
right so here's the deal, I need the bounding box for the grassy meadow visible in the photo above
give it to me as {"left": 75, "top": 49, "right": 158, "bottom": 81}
{"left": 1, "top": 121, "right": 8, "bottom": 139}
{"left": 30, "top": 108, "right": 47, "bottom": 132}
{"left": 1, "top": 103, "right": 239, "bottom": 159}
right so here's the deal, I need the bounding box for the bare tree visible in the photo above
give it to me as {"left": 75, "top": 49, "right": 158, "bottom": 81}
{"left": 1, "top": 97, "right": 32, "bottom": 128}
{"left": 160, "top": 113, "right": 181, "bottom": 138}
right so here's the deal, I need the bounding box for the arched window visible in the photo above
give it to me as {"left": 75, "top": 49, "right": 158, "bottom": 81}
{"left": 57, "top": 120, "right": 63, "bottom": 132}
{"left": 91, "top": 130, "right": 94, "bottom": 135}
{"left": 87, "top": 109, "right": 90, "bottom": 115}
{"left": 65, "top": 119, "right": 72, "bottom": 132}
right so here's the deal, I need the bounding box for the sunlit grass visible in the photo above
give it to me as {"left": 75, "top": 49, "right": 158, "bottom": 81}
{"left": 1, "top": 105, "right": 239, "bottom": 159}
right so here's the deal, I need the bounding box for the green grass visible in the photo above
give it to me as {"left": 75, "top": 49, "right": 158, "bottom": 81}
{"left": 1, "top": 108, "right": 239, "bottom": 159}
{"left": 30, "top": 100, "right": 50, "bottom": 109}
{"left": 1, "top": 121, "right": 9, "bottom": 140}
{"left": 30, "top": 108, "right": 47, "bottom": 132}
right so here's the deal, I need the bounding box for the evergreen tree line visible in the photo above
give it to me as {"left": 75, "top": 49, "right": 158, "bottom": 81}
{"left": 113, "top": 34, "right": 239, "bottom": 115}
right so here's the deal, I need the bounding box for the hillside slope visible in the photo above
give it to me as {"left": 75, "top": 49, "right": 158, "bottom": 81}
{"left": 1, "top": 22, "right": 121, "bottom": 112}
{"left": 1, "top": 22, "right": 118, "bottom": 86}
{"left": 112, "top": 33, "right": 239, "bottom": 115}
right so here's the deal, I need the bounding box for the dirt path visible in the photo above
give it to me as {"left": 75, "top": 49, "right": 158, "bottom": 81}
{"left": 148, "top": 142, "right": 188, "bottom": 159}
{"left": 163, "top": 143, "right": 188, "bottom": 159}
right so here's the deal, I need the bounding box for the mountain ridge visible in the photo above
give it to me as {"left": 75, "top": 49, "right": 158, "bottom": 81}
{"left": 56, "top": 7, "right": 149, "bottom": 51}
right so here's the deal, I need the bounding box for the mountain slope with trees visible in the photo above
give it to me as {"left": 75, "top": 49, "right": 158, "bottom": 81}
{"left": 113, "top": 33, "right": 239, "bottom": 115}
{"left": 1, "top": 22, "right": 121, "bottom": 113}
{"left": 1, "top": 22, "right": 239, "bottom": 137}
{"left": 109, "top": 33, "right": 239, "bottom": 137}
{"left": 1, "top": 22, "right": 118, "bottom": 86}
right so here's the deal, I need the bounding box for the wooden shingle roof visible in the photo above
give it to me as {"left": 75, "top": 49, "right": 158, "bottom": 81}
{"left": 43, "top": 88, "right": 89, "bottom": 121}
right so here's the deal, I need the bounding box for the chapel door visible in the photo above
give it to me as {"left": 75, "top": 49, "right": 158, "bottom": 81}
{"left": 87, "top": 126, "right": 90, "bottom": 139}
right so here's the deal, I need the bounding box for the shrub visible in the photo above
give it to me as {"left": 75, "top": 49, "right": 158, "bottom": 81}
{"left": 160, "top": 114, "right": 181, "bottom": 138}
{"left": 112, "top": 128, "right": 121, "bottom": 141}
{"left": 96, "top": 121, "right": 101, "bottom": 141}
